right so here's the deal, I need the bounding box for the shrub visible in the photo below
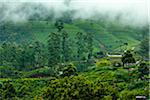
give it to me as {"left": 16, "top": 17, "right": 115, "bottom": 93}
{"left": 96, "top": 59, "right": 111, "bottom": 67}
{"left": 116, "top": 82, "right": 127, "bottom": 91}
{"left": 17, "top": 81, "right": 30, "bottom": 98}
{"left": 138, "top": 62, "right": 149, "bottom": 78}
{"left": 94, "top": 81, "right": 118, "bottom": 99}
{"left": 0, "top": 83, "right": 2, "bottom": 99}
{"left": 0, "top": 66, "right": 23, "bottom": 78}
{"left": 41, "top": 76, "right": 119, "bottom": 100}
{"left": 62, "top": 63, "right": 78, "bottom": 77}
{"left": 2, "top": 81, "right": 17, "bottom": 99}
{"left": 114, "top": 69, "right": 129, "bottom": 82}
{"left": 120, "top": 89, "right": 148, "bottom": 100}
{"left": 128, "top": 81, "right": 148, "bottom": 90}
{"left": 103, "top": 95, "right": 113, "bottom": 100}
{"left": 41, "top": 76, "right": 94, "bottom": 100}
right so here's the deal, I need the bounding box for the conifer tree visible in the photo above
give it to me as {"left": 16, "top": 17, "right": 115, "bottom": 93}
{"left": 48, "top": 32, "right": 61, "bottom": 68}
{"left": 61, "top": 31, "right": 71, "bottom": 62}
{"left": 55, "top": 20, "right": 64, "bottom": 32}
{"left": 76, "top": 32, "right": 86, "bottom": 61}
{"left": 33, "top": 41, "right": 46, "bottom": 68}
{"left": 85, "top": 32, "right": 94, "bottom": 59}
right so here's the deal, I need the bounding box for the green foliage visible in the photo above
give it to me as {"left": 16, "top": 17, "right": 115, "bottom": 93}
{"left": 0, "top": 19, "right": 145, "bottom": 74}
{"left": 0, "top": 78, "right": 53, "bottom": 99}
{"left": 0, "top": 42, "right": 47, "bottom": 71}
{"left": 0, "top": 19, "right": 143, "bottom": 52}
{"left": 55, "top": 20, "right": 64, "bottom": 32}
{"left": 48, "top": 32, "right": 61, "bottom": 68}
{"left": 0, "top": 66, "right": 23, "bottom": 78}
{"left": 96, "top": 59, "right": 111, "bottom": 67}
{"left": 0, "top": 16, "right": 148, "bottom": 100}
{"left": 128, "top": 81, "right": 148, "bottom": 90}
{"left": 41, "top": 76, "right": 118, "bottom": 100}
{"left": 119, "top": 89, "right": 148, "bottom": 100}
{"left": 103, "top": 95, "right": 113, "bottom": 100}
{"left": 62, "top": 63, "right": 78, "bottom": 77}
{"left": 94, "top": 82, "right": 118, "bottom": 99}
{"left": 121, "top": 50, "right": 135, "bottom": 66}
{"left": 18, "top": 44, "right": 36, "bottom": 69}
{"left": 116, "top": 82, "right": 127, "bottom": 91}
{"left": 85, "top": 32, "right": 94, "bottom": 59}
{"left": 82, "top": 66, "right": 148, "bottom": 99}
{"left": 114, "top": 69, "right": 129, "bottom": 82}
{"left": 33, "top": 41, "right": 47, "bottom": 68}
{"left": 2, "top": 81, "right": 17, "bottom": 99}
{"left": 82, "top": 66, "right": 115, "bottom": 82}
{"left": 41, "top": 76, "right": 93, "bottom": 100}
{"left": 139, "top": 38, "right": 149, "bottom": 60}
{"left": 75, "top": 32, "right": 91, "bottom": 71}
{"left": 61, "top": 31, "right": 72, "bottom": 62}
{"left": 17, "top": 81, "right": 30, "bottom": 98}
{"left": 24, "top": 66, "right": 52, "bottom": 78}
{"left": 138, "top": 62, "right": 149, "bottom": 79}
{"left": 0, "top": 67, "right": 148, "bottom": 100}
{"left": 76, "top": 32, "right": 86, "bottom": 61}
{"left": 0, "top": 42, "right": 20, "bottom": 67}
{"left": 0, "top": 83, "right": 2, "bottom": 99}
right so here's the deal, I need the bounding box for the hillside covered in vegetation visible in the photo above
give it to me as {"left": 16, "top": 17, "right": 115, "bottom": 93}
{"left": 0, "top": 0, "right": 149, "bottom": 100}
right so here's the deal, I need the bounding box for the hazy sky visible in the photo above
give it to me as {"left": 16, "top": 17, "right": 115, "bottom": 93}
{"left": 0, "top": 0, "right": 149, "bottom": 26}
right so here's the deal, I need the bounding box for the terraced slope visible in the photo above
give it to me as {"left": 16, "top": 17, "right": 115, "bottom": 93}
{"left": 0, "top": 19, "right": 142, "bottom": 51}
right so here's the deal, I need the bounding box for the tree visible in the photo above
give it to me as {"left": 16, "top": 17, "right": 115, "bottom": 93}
{"left": 62, "top": 63, "right": 78, "bottom": 77}
{"left": 0, "top": 42, "right": 11, "bottom": 66}
{"left": 121, "top": 50, "right": 135, "bottom": 66}
{"left": 139, "top": 38, "right": 149, "bottom": 60}
{"left": 0, "top": 42, "right": 21, "bottom": 67}
{"left": 18, "top": 43, "right": 35, "bottom": 70}
{"left": 33, "top": 41, "right": 47, "bottom": 68}
{"left": 61, "top": 31, "right": 72, "bottom": 62}
{"left": 41, "top": 76, "right": 94, "bottom": 100}
{"left": 48, "top": 32, "right": 61, "bottom": 68}
{"left": 85, "top": 32, "right": 94, "bottom": 60}
{"left": 54, "top": 20, "right": 64, "bottom": 32}
{"left": 75, "top": 32, "right": 87, "bottom": 71}
{"left": 76, "top": 32, "right": 86, "bottom": 61}
{"left": 0, "top": 83, "right": 2, "bottom": 99}
{"left": 41, "top": 76, "right": 118, "bottom": 100}
{"left": 94, "top": 81, "right": 118, "bottom": 99}
{"left": 138, "top": 62, "right": 149, "bottom": 80}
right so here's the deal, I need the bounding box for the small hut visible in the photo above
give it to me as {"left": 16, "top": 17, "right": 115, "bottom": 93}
{"left": 106, "top": 53, "right": 122, "bottom": 67}
{"left": 106, "top": 53, "right": 122, "bottom": 61}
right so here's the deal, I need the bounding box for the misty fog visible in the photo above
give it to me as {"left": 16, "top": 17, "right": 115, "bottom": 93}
{"left": 0, "top": 0, "right": 149, "bottom": 27}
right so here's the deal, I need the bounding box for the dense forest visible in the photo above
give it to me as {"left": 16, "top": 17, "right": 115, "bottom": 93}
{"left": 0, "top": 1, "right": 149, "bottom": 100}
